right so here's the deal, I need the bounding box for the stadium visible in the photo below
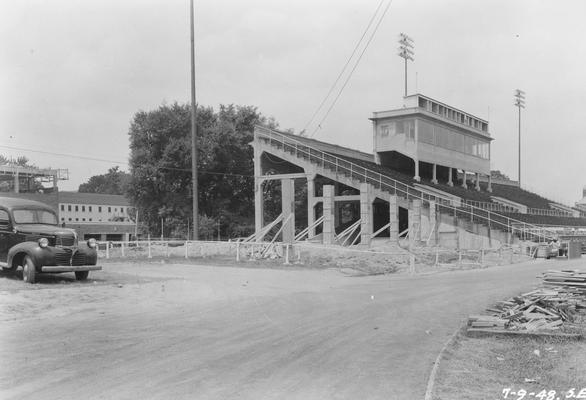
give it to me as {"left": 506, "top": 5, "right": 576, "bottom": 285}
{"left": 251, "top": 93, "right": 586, "bottom": 252}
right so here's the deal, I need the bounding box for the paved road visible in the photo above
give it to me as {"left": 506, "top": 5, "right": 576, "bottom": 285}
{"left": 1, "top": 258, "right": 583, "bottom": 400}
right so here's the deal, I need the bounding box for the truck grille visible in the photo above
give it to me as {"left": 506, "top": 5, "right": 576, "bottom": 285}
{"left": 71, "top": 251, "right": 86, "bottom": 266}
{"left": 55, "top": 248, "right": 73, "bottom": 266}
{"left": 56, "top": 234, "right": 76, "bottom": 247}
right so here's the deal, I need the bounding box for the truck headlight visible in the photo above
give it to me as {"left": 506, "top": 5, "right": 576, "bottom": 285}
{"left": 87, "top": 238, "right": 97, "bottom": 248}
{"left": 38, "top": 237, "right": 49, "bottom": 248}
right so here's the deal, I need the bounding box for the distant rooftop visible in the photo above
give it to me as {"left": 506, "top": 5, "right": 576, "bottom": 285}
{"left": 59, "top": 192, "right": 130, "bottom": 206}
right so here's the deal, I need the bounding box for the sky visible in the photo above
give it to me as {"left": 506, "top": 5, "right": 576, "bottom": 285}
{"left": 1, "top": 0, "right": 585, "bottom": 205}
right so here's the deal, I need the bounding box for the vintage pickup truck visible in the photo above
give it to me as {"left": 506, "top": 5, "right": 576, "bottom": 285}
{"left": 0, "top": 197, "right": 101, "bottom": 283}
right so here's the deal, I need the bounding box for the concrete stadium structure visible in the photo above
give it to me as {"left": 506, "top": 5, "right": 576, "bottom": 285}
{"left": 252, "top": 95, "right": 586, "bottom": 249}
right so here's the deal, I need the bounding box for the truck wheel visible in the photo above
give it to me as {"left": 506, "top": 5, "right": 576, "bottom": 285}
{"left": 75, "top": 271, "right": 89, "bottom": 281}
{"left": 23, "top": 256, "right": 37, "bottom": 284}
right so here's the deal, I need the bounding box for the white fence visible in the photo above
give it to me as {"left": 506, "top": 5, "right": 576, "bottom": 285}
{"left": 98, "top": 239, "right": 535, "bottom": 273}
{"left": 98, "top": 240, "right": 235, "bottom": 260}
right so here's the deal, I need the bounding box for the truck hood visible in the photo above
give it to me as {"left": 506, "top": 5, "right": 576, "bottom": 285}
{"left": 14, "top": 224, "right": 76, "bottom": 237}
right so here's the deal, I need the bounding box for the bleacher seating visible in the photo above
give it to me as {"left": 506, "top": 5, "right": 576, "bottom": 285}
{"left": 261, "top": 129, "right": 586, "bottom": 231}
{"left": 490, "top": 183, "right": 553, "bottom": 210}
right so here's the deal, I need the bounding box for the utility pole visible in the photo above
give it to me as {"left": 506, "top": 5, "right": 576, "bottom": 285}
{"left": 190, "top": 0, "right": 199, "bottom": 240}
{"left": 398, "top": 33, "right": 414, "bottom": 97}
{"left": 514, "top": 89, "right": 525, "bottom": 187}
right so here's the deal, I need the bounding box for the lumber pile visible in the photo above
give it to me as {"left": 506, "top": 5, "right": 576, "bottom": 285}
{"left": 541, "top": 269, "right": 586, "bottom": 295}
{"left": 467, "top": 270, "right": 586, "bottom": 333}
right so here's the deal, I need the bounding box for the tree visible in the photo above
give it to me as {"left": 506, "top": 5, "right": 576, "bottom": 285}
{"left": 491, "top": 170, "right": 511, "bottom": 181}
{"left": 127, "top": 102, "right": 279, "bottom": 238}
{"left": 78, "top": 166, "right": 130, "bottom": 195}
{"left": 0, "top": 154, "right": 36, "bottom": 168}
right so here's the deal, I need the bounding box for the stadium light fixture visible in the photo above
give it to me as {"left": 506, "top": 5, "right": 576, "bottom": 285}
{"left": 398, "top": 33, "right": 414, "bottom": 97}
{"left": 514, "top": 89, "right": 525, "bottom": 187}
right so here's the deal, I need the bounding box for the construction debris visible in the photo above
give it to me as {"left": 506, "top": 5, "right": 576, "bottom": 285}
{"left": 541, "top": 269, "right": 586, "bottom": 295}
{"left": 467, "top": 270, "right": 586, "bottom": 335}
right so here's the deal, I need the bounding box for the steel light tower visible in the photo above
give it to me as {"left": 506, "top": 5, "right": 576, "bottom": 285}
{"left": 514, "top": 89, "right": 525, "bottom": 187}
{"left": 398, "top": 33, "right": 414, "bottom": 97}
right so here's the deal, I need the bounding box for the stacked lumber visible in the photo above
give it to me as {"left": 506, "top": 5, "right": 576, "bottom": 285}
{"left": 468, "top": 286, "right": 585, "bottom": 332}
{"left": 541, "top": 270, "right": 586, "bottom": 295}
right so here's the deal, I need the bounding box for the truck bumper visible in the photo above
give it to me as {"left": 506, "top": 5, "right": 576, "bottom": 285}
{"left": 41, "top": 265, "right": 102, "bottom": 273}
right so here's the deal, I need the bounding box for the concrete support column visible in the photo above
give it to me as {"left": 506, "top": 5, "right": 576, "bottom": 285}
{"left": 14, "top": 168, "right": 19, "bottom": 193}
{"left": 253, "top": 146, "right": 264, "bottom": 241}
{"left": 412, "top": 199, "right": 422, "bottom": 242}
{"left": 360, "top": 183, "right": 373, "bottom": 246}
{"left": 431, "top": 164, "right": 438, "bottom": 184}
{"left": 281, "top": 178, "right": 295, "bottom": 243}
{"left": 389, "top": 195, "right": 398, "bottom": 242}
{"left": 448, "top": 167, "right": 454, "bottom": 187}
{"left": 487, "top": 174, "right": 493, "bottom": 193}
{"left": 461, "top": 170, "right": 468, "bottom": 189}
{"left": 428, "top": 200, "right": 437, "bottom": 245}
{"left": 322, "top": 185, "right": 335, "bottom": 245}
{"left": 475, "top": 173, "right": 481, "bottom": 191}
{"left": 414, "top": 160, "right": 421, "bottom": 182}
{"left": 306, "top": 175, "right": 315, "bottom": 238}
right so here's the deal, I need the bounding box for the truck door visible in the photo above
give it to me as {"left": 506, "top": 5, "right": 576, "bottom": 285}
{"left": 0, "top": 208, "right": 11, "bottom": 263}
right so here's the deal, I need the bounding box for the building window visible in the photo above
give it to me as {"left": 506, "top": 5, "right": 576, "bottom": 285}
{"left": 60, "top": 205, "right": 64, "bottom": 211}
{"left": 82, "top": 206, "right": 85, "bottom": 212}
{"left": 75, "top": 218, "right": 79, "bottom": 221}
{"left": 108, "top": 207, "right": 111, "bottom": 213}
{"left": 68, "top": 205, "right": 72, "bottom": 212}
{"left": 89, "top": 218, "right": 92, "bottom": 222}
{"left": 121, "top": 207, "right": 125, "bottom": 213}
{"left": 75, "top": 205, "right": 79, "bottom": 212}
{"left": 61, "top": 218, "right": 65, "bottom": 221}
{"left": 68, "top": 218, "right": 72, "bottom": 221}
{"left": 98, "top": 206, "right": 102, "bottom": 212}
{"left": 89, "top": 206, "right": 92, "bottom": 212}
{"left": 82, "top": 218, "right": 85, "bottom": 221}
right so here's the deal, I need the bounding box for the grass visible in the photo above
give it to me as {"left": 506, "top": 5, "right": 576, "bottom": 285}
{"left": 434, "top": 323, "right": 586, "bottom": 400}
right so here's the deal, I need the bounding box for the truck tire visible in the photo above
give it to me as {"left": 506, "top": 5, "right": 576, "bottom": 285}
{"left": 23, "top": 256, "right": 36, "bottom": 284}
{"left": 75, "top": 271, "right": 89, "bottom": 281}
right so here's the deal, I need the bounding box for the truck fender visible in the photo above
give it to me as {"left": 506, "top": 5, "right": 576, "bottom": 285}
{"left": 7, "top": 242, "right": 50, "bottom": 271}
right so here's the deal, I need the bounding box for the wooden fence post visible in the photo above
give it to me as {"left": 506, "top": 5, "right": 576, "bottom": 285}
{"left": 148, "top": 236, "right": 152, "bottom": 259}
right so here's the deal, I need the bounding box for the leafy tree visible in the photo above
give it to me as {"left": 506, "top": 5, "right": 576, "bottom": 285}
{"left": 78, "top": 166, "right": 130, "bottom": 195}
{"left": 127, "top": 102, "right": 279, "bottom": 238}
{"left": 491, "top": 170, "right": 511, "bottom": 181}
{"left": 0, "top": 154, "right": 36, "bottom": 168}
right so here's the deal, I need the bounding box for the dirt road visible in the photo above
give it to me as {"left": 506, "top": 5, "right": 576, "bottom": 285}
{"left": 0, "top": 258, "right": 580, "bottom": 400}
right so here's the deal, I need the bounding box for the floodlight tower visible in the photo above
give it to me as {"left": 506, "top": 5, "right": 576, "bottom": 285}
{"left": 514, "top": 89, "right": 525, "bottom": 187}
{"left": 398, "top": 33, "right": 414, "bottom": 97}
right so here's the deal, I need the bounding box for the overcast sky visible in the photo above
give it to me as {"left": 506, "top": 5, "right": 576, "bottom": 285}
{"left": 1, "top": 0, "right": 585, "bottom": 205}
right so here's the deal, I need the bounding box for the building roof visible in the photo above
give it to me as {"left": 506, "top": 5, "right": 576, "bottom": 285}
{"left": 58, "top": 192, "right": 130, "bottom": 206}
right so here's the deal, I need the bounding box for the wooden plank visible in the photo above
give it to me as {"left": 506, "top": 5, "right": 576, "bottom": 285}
{"left": 466, "top": 328, "right": 582, "bottom": 340}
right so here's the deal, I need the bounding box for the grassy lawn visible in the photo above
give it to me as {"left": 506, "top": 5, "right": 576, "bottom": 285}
{"left": 434, "top": 328, "right": 586, "bottom": 400}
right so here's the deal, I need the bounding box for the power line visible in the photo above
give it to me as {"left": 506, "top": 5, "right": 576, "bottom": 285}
{"left": 310, "top": 0, "right": 394, "bottom": 138}
{"left": 0, "top": 144, "right": 127, "bottom": 165}
{"left": 301, "top": 0, "right": 385, "bottom": 135}
{"left": 0, "top": 144, "right": 254, "bottom": 179}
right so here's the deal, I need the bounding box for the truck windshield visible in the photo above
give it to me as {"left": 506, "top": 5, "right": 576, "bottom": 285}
{"left": 13, "top": 209, "right": 58, "bottom": 225}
